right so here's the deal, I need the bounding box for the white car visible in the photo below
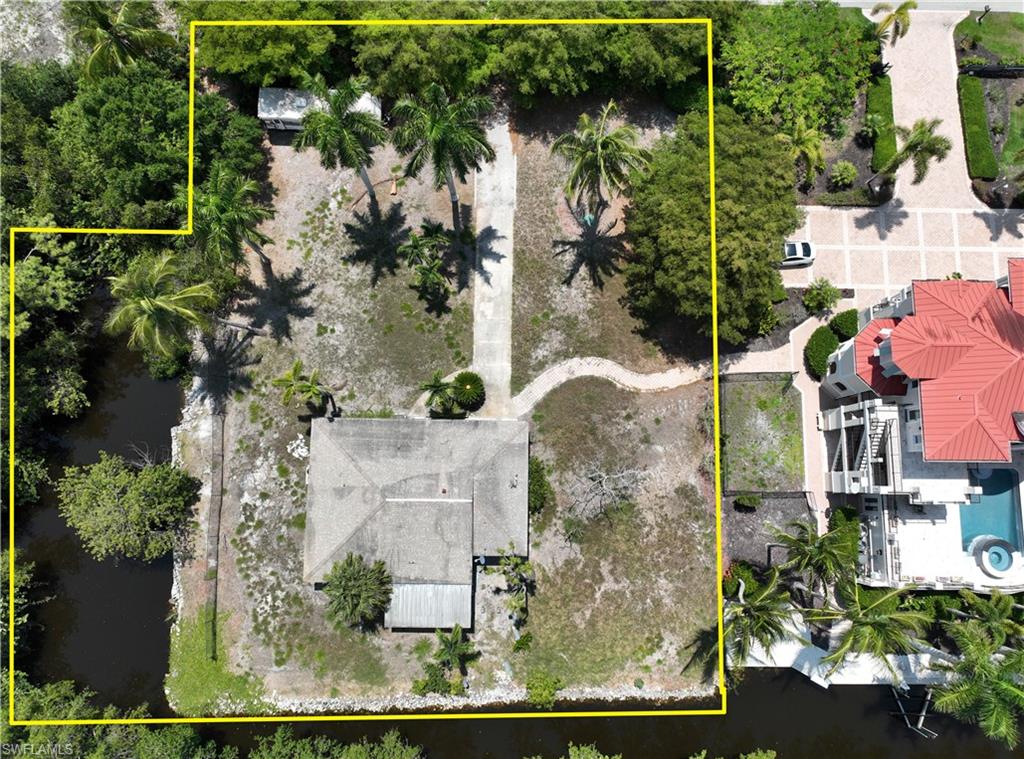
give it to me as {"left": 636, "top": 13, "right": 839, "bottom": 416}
{"left": 781, "top": 240, "right": 815, "bottom": 268}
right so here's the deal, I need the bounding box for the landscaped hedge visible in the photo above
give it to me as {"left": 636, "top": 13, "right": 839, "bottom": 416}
{"left": 818, "top": 187, "right": 885, "bottom": 207}
{"left": 957, "top": 75, "right": 999, "bottom": 180}
{"left": 866, "top": 76, "right": 897, "bottom": 173}
{"left": 829, "top": 309, "right": 860, "bottom": 341}
{"left": 804, "top": 325, "right": 840, "bottom": 381}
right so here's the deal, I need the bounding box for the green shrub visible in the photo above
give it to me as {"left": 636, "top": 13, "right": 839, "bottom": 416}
{"left": 723, "top": 561, "right": 758, "bottom": 599}
{"left": 958, "top": 76, "right": 999, "bottom": 179}
{"left": 526, "top": 670, "right": 563, "bottom": 710}
{"left": 804, "top": 326, "right": 840, "bottom": 381}
{"left": 829, "top": 309, "right": 860, "bottom": 340}
{"left": 411, "top": 662, "right": 451, "bottom": 696}
{"left": 323, "top": 553, "right": 393, "bottom": 629}
{"left": 865, "top": 76, "right": 897, "bottom": 172}
{"left": 959, "top": 55, "right": 988, "bottom": 67}
{"left": 802, "top": 278, "right": 841, "bottom": 314}
{"left": 513, "top": 631, "right": 533, "bottom": 653}
{"left": 828, "top": 160, "right": 858, "bottom": 188}
{"left": 528, "top": 457, "right": 556, "bottom": 517}
{"left": 734, "top": 493, "right": 762, "bottom": 510}
{"left": 451, "top": 370, "right": 485, "bottom": 411}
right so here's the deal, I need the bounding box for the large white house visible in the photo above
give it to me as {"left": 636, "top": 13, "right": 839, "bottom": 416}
{"left": 821, "top": 260, "right": 1024, "bottom": 592}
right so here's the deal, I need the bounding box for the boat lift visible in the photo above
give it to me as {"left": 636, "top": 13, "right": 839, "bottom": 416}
{"left": 889, "top": 685, "right": 939, "bottom": 739}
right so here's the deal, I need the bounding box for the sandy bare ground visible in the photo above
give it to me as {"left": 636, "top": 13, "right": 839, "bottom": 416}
{"left": 1, "top": 0, "right": 70, "bottom": 64}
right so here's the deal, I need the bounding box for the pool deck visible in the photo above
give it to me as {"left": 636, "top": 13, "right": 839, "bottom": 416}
{"left": 884, "top": 464, "right": 1024, "bottom": 592}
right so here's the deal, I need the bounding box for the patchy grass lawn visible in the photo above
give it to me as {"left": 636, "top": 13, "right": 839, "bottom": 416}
{"left": 165, "top": 608, "right": 265, "bottom": 716}
{"left": 521, "top": 378, "right": 717, "bottom": 692}
{"left": 510, "top": 96, "right": 685, "bottom": 394}
{"left": 720, "top": 376, "right": 804, "bottom": 492}
{"left": 956, "top": 12, "right": 1024, "bottom": 61}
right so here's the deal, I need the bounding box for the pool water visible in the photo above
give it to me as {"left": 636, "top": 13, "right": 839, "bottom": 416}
{"left": 960, "top": 468, "right": 1023, "bottom": 551}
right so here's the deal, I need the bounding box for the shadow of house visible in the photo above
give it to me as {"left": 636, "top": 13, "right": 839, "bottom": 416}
{"left": 342, "top": 201, "right": 411, "bottom": 285}
{"left": 853, "top": 198, "right": 909, "bottom": 241}
{"left": 235, "top": 257, "right": 315, "bottom": 342}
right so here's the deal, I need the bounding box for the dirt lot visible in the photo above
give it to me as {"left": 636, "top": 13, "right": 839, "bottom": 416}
{"left": 519, "top": 377, "right": 718, "bottom": 691}
{"left": 509, "top": 94, "right": 685, "bottom": 393}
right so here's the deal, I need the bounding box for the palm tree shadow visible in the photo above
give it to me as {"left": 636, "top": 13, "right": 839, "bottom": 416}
{"left": 853, "top": 199, "right": 909, "bottom": 241}
{"left": 342, "top": 201, "right": 411, "bottom": 284}
{"left": 680, "top": 623, "right": 721, "bottom": 684}
{"left": 553, "top": 208, "right": 626, "bottom": 288}
{"left": 235, "top": 257, "right": 315, "bottom": 342}
{"left": 973, "top": 210, "right": 1023, "bottom": 242}
{"left": 191, "top": 330, "right": 260, "bottom": 414}
{"left": 454, "top": 225, "right": 506, "bottom": 290}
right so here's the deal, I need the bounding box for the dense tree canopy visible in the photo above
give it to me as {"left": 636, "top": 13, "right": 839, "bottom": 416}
{"left": 624, "top": 106, "right": 801, "bottom": 346}
{"left": 56, "top": 453, "right": 201, "bottom": 561}
{"left": 721, "top": 0, "right": 877, "bottom": 133}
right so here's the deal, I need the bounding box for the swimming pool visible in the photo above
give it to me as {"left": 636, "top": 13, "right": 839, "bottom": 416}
{"left": 960, "top": 468, "right": 1023, "bottom": 551}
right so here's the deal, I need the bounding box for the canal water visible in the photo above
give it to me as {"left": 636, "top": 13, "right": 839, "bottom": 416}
{"left": 16, "top": 343, "right": 1014, "bottom": 757}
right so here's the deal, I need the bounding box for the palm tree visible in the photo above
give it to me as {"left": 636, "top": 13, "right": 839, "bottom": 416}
{"left": 956, "top": 589, "right": 1024, "bottom": 649}
{"left": 812, "top": 583, "right": 931, "bottom": 680}
{"left": 878, "top": 118, "right": 951, "bottom": 184}
{"left": 411, "top": 253, "right": 451, "bottom": 303}
{"left": 64, "top": 1, "right": 175, "bottom": 81}
{"left": 872, "top": 1, "right": 917, "bottom": 47}
{"left": 723, "top": 567, "right": 794, "bottom": 667}
{"left": 295, "top": 74, "right": 389, "bottom": 208}
{"left": 272, "top": 359, "right": 336, "bottom": 415}
{"left": 776, "top": 117, "right": 825, "bottom": 183}
{"left": 399, "top": 221, "right": 450, "bottom": 266}
{"left": 933, "top": 620, "right": 1024, "bottom": 749}
{"left": 106, "top": 252, "right": 216, "bottom": 357}
{"left": 419, "top": 370, "right": 453, "bottom": 410}
{"left": 175, "top": 165, "right": 272, "bottom": 270}
{"left": 550, "top": 100, "right": 651, "bottom": 220}
{"left": 323, "top": 553, "right": 393, "bottom": 629}
{"left": 433, "top": 623, "right": 478, "bottom": 675}
{"left": 773, "top": 520, "right": 854, "bottom": 604}
{"left": 392, "top": 83, "right": 495, "bottom": 234}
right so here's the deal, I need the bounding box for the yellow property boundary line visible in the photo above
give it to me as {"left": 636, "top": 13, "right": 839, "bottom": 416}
{"left": 8, "top": 17, "right": 724, "bottom": 726}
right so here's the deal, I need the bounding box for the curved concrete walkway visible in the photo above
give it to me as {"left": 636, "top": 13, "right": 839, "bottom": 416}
{"left": 509, "top": 357, "right": 712, "bottom": 418}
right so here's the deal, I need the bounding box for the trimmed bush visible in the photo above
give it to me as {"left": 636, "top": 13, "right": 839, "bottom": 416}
{"left": 734, "top": 493, "right": 762, "bottom": 510}
{"left": 723, "top": 561, "right": 758, "bottom": 599}
{"left": 805, "top": 326, "right": 840, "bottom": 380}
{"left": 829, "top": 309, "right": 860, "bottom": 340}
{"left": 957, "top": 75, "right": 999, "bottom": 180}
{"left": 828, "top": 160, "right": 858, "bottom": 188}
{"left": 866, "top": 76, "right": 897, "bottom": 173}
{"left": 802, "top": 277, "right": 841, "bottom": 314}
{"left": 451, "top": 370, "right": 485, "bottom": 411}
{"left": 526, "top": 670, "right": 563, "bottom": 710}
{"left": 818, "top": 187, "right": 885, "bottom": 207}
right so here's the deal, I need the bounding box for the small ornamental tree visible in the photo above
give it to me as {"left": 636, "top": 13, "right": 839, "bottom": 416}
{"left": 804, "top": 326, "right": 840, "bottom": 380}
{"left": 802, "top": 277, "right": 841, "bottom": 314}
{"left": 323, "top": 553, "right": 393, "bottom": 629}
{"left": 56, "top": 453, "right": 200, "bottom": 562}
{"left": 450, "top": 371, "right": 485, "bottom": 411}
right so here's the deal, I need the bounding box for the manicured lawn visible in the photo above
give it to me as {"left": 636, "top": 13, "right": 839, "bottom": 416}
{"left": 165, "top": 608, "right": 265, "bottom": 716}
{"left": 956, "top": 12, "right": 1024, "bottom": 61}
{"left": 720, "top": 376, "right": 804, "bottom": 492}
{"left": 957, "top": 75, "right": 999, "bottom": 180}
{"left": 866, "top": 76, "right": 896, "bottom": 173}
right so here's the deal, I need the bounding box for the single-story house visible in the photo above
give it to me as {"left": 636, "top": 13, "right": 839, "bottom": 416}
{"left": 303, "top": 417, "right": 529, "bottom": 630}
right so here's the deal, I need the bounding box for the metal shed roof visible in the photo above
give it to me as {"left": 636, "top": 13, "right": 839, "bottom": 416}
{"left": 257, "top": 87, "right": 381, "bottom": 122}
{"left": 384, "top": 583, "right": 472, "bottom": 630}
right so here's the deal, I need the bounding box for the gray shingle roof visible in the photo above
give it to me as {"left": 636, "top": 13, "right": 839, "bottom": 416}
{"left": 303, "top": 417, "right": 529, "bottom": 629}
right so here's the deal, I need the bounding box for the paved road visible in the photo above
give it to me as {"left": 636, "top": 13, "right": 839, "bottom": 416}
{"left": 471, "top": 120, "right": 517, "bottom": 418}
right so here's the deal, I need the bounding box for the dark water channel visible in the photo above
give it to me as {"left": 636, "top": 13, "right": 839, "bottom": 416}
{"left": 17, "top": 344, "right": 1010, "bottom": 757}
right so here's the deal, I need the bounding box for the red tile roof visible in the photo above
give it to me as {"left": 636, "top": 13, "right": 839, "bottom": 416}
{"left": 883, "top": 265, "right": 1024, "bottom": 462}
{"left": 855, "top": 318, "right": 908, "bottom": 398}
